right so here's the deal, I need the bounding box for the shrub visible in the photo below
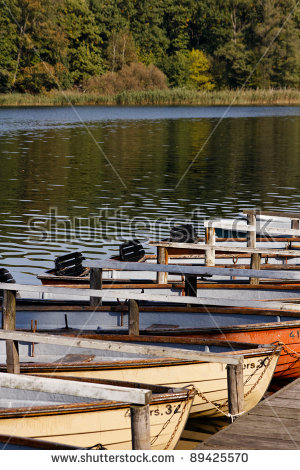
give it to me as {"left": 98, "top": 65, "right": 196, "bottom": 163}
{"left": 84, "top": 62, "right": 168, "bottom": 94}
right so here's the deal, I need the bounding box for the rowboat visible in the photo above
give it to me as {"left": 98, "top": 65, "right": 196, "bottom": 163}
{"left": 0, "top": 376, "right": 195, "bottom": 450}
{"left": 0, "top": 337, "right": 280, "bottom": 420}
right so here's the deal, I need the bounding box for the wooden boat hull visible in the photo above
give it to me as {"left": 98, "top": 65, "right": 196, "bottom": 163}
{"left": 160, "top": 323, "right": 300, "bottom": 380}
{"left": 0, "top": 385, "right": 194, "bottom": 450}
{"left": 14, "top": 346, "right": 280, "bottom": 419}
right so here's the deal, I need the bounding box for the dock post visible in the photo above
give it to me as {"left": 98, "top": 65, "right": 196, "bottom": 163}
{"left": 291, "top": 219, "right": 299, "bottom": 240}
{"left": 2, "top": 289, "right": 20, "bottom": 374}
{"left": 227, "top": 363, "right": 244, "bottom": 420}
{"left": 184, "top": 275, "right": 197, "bottom": 297}
{"left": 250, "top": 253, "right": 261, "bottom": 285}
{"left": 90, "top": 268, "right": 102, "bottom": 307}
{"left": 205, "top": 227, "right": 215, "bottom": 266}
{"left": 247, "top": 214, "right": 256, "bottom": 249}
{"left": 131, "top": 404, "right": 151, "bottom": 450}
{"left": 128, "top": 299, "right": 139, "bottom": 336}
{"left": 157, "top": 246, "right": 168, "bottom": 284}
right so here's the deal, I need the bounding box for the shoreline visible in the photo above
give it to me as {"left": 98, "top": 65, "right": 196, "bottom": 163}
{"left": 0, "top": 88, "right": 299, "bottom": 107}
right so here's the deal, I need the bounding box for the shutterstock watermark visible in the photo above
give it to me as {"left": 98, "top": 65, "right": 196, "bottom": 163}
{"left": 26, "top": 207, "right": 280, "bottom": 244}
{"left": 26, "top": 207, "right": 205, "bottom": 243}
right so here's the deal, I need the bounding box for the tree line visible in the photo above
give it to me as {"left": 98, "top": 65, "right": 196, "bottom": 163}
{"left": 0, "top": 0, "right": 299, "bottom": 94}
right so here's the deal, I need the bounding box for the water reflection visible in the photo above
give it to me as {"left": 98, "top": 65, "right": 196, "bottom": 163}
{"left": 176, "top": 417, "right": 229, "bottom": 450}
{"left": 0, "top": 106, "right": 299, "bottom": 282}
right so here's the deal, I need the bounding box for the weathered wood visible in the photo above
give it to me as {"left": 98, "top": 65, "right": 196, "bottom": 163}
{"left": 250, "top": 253, "right": 261, "bottom": 285}
{"left": 2, "top": 282, "right": 300, "bottom": 312}
{"left": 157, "top": 246, "right": 168, "bottom": 284}
{"left": 0, "top": 372, "right": 152, "bottom": 405}
{"left": 247, "top": 213, "right": 256, "bottom": 248}
{"left": 0, "top": 330, "right": 243, "bottom": 365}
{"left": 82, "top": 260, "right": 300, "bottom": 279}
{"left": 227, "top": 363, "right": 244, "bottom": 418}
{"left": 243, "top": 209, "right": 300, "bottom": 219}
{"left": 204, "top": 219, "right": 300, "bottom": 237}
{"left": 291, "top": 219, "right": 300, "bottom": 238}
{"left": 90, "top": 267, "right": 102, "bottom": 307}
{"left": 131, "top": 404, "right": 151, "bottom": 450}
{"left": 129, "top": 299, "right": 139, "bottom": 336}
{"left": 2, "top": 290, "right": 19, "bottom": 374}
{"left": 205, "top": 227, "right": 216, "bottom": 266}
{"left": 196, "top": 376, "right": 300, "bottom": 450}
{"left": 2, "top": 290, "right": 16, "bottom": 330}
{"left": 149, "top": 241, "right": 300, "bottom": 257}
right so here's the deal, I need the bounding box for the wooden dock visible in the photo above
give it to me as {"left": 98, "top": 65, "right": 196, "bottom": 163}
{"left": 196, "top": 378, "right": 300, "bottom": 450}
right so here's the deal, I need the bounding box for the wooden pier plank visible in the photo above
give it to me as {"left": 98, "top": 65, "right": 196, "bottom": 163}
{"left": 196, "top": 377, "right": 300, "bottom": 450}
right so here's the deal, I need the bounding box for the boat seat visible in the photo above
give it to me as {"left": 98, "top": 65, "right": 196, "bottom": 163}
{"left": 169, "top": 224, "right": 197, "bottom": 243}
{"left": 0, "top": 268, "right": 19, "bottom": 297}
{"left": 0, "top": 268, "right": 15, "bottom": 283}
{"left": 54, "top": 252, "right": 85, "bottom": 276}
{"left": 119, "top": 239, "right": 145, "bottom": 262}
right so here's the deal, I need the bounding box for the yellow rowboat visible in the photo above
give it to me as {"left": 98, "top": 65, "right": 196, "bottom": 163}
{"left": 15, "top": 341, "right": 281, "bottom": 419}
{"left": 0, "top": 378, "right": 195, "bottom": 450}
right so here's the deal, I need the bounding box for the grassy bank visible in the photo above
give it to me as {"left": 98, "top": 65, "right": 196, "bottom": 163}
{"left": 0, "top": 88, "right": 299, "bottom": 107}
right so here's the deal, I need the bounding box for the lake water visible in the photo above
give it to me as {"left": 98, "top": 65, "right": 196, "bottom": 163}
{"left": 0, "top": 105, "right": 300, "bottom": 283}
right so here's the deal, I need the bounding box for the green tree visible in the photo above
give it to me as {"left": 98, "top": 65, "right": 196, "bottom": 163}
{"left": 188, "top": 49, "right": 215, "bottom": 89}
{"left": 58, "top": 0, "right": 105, "bottom": 85}
{"left": 252, "top": 0, "right": 300, "bottom": 88}
{"left": 107, "top": 28, "right": 137, "bottom": 72}
{"left": 0, "top": 2, "right": 18, "bottom": 91}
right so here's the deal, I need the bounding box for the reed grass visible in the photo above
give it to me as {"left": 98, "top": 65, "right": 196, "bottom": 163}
{"left": 0, "top": 88, "right": 299, "bottom": 107}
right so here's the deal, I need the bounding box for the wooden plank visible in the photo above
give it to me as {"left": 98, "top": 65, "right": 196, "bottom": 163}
{"left": 249, "top": 406, "right": 300, "bottom": 419}
{"left": 2, "top": 283, "right": 300, "bottom": 312}
{"left": 204, "top": 219, "right": 300, "bottom": 237}
{"left": 0, "top": 330, "right": 243, "bottom": 365}
{"left": 196, "top": 377, "right": 300, "bottom": 450}
{"left": 200, "top": 434, "right": 300, "bottom": 450}
{"left": 148, "top": 241, "right": 300, "bottom": 257}
{"left": 82, "top": 260, "right": 300, "bottom": 279}
{"left": 0, "top": 372, "right": 152, "bottom": 405}
{"left": 243, "top": 209, "right": 300, "bottom": 219}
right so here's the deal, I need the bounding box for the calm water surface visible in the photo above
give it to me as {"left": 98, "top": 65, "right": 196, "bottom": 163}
{"left": 0, "top": 105, "right": 299, "bottom": 283}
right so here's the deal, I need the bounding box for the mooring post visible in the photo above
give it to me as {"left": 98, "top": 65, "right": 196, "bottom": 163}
{"left": 90, "top": 268, "right": 103, "bottom": 307}
{"left": 2, "top": 289, "right": 20, "bottom": 374}
{"left": 131, "top": 404, "right": 151, "bottom": 450}
{"left": 184, "top": 274, "right": 197, "bottom": 297}
{"left": 205, "top": 227, "right": 215, "bottom": 266}
{"left": 128, "top": 299, "right": 139, "bottom": 336}
{"left": 247, "top": 214, "right": 256, "bottom": 248}
{"left": 227, "top": 363, "right": 244, "bottom": 420}
{"left": 250, "top": 252, "right": 261, "bottom": 285}
{"left": 291, "top": 219, "right": 300, "bottom": 239}
{"left": 157, "top": 246, "right": 168, "bottom": 284}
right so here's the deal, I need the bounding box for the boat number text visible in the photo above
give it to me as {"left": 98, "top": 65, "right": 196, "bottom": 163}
{"left": 124, "top": 404, "right": 181, "bottom": 417}
{"left": 243, "top": 358, "right": 265, "bottom": 369}
{"left": 289, "top": 330, "right": 300, "bottom": 338}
